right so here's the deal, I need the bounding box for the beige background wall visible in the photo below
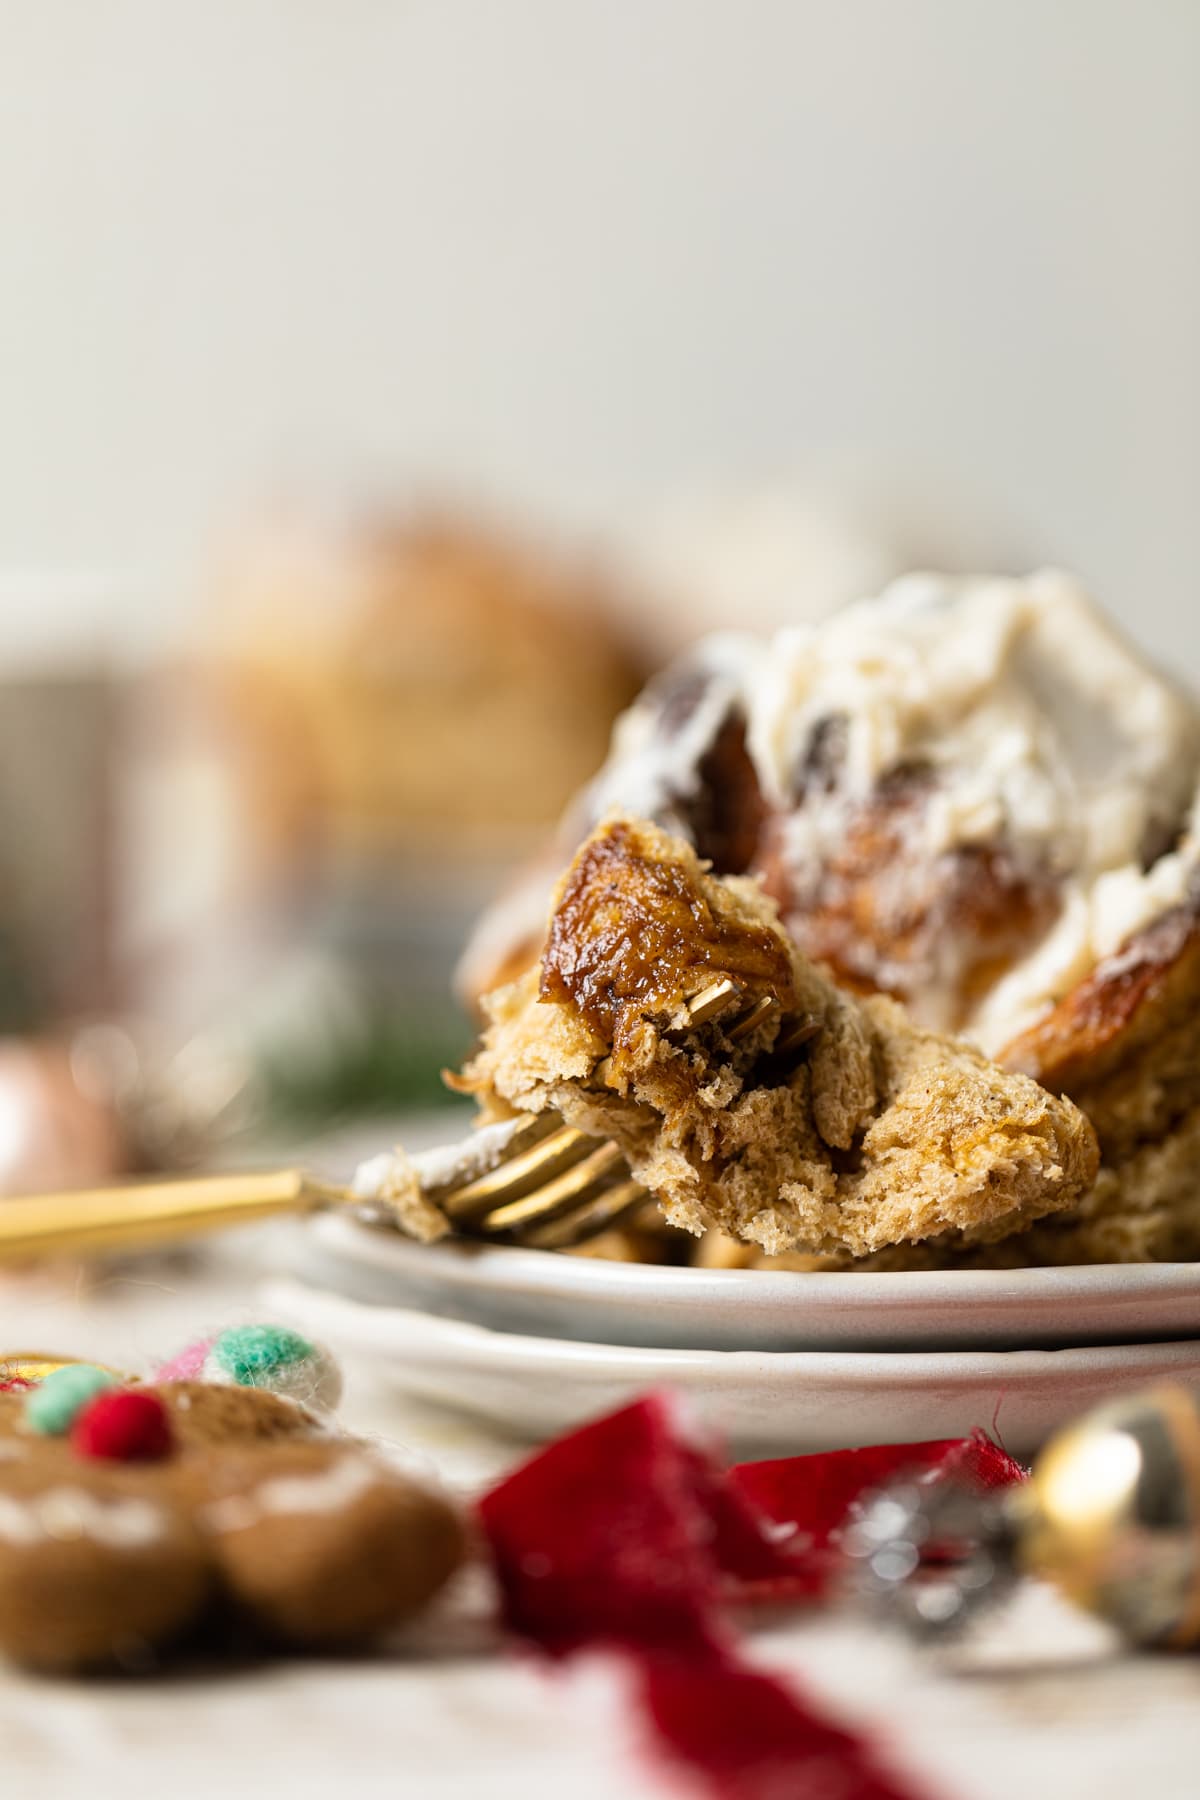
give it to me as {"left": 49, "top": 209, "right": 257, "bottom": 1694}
{"left": 0, "top": 1, "right": 1196, "bottom": 666}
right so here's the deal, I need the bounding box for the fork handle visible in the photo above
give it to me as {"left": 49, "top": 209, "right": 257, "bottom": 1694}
{"left": 0, "top": 1169, "right": 347, "bottom": 1264}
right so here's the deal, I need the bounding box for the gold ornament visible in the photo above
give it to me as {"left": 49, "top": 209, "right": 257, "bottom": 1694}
{"left": 1014, "top": 1384, "right": 1200, "bottom": 1647}
{"left": 0, "top": 1352, "right": 127, "bottom": 1389}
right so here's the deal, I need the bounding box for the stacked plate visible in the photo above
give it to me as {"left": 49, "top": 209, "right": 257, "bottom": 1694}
{"left": 267, "top": 1209, "right": 1200, "bottom": 1459}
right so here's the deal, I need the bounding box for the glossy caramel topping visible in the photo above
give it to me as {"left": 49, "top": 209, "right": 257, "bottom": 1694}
{"left": 540, "top": 819, "right": 793, "bottom": 1061}
{"left": 1000, "top": 895, "right": 1200, "bottom": 1084}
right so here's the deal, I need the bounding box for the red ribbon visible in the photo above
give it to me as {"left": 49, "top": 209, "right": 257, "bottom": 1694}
{"left": 479, "top": 1392, "right": 1025, "bottom": 1799}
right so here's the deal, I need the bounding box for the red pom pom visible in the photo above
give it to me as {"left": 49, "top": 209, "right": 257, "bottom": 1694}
{"left": 71, "top": 1389, "right": 173, "bottom": 1462}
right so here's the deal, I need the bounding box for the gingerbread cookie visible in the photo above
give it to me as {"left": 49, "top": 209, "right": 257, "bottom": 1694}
{"left": 0, "top": 1340, "right": 465, "bottom": 1672}
{"left": 192, "top": 1439, "right": 467, "bottom": 1648}
{"left": 159, "top": 1380, "right": 323, "bottom": 1451}
{"left": 0, "top": 1455, "right": 210, "bottom": 1672}
{"left": 0, "top": 1394, "right": 24, "bottom": 1445}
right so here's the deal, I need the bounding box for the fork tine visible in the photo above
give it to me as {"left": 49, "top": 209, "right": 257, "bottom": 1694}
{"left": 440, "top": 1120, "right": 599, "bottom": 1223}
{"left": 725, "top": 992, "right": 776, "bottom": 1040}
{"left": 519, "top": 1177, "right": 648, "bottom": 1250}
{"left": 592, "top": 976, "right": 748, "bottom": 1090}
{"left": 684, "top": 975, "right": 744, "bottom": 1025}
{"left": 774, "top": 1015, "right": 822, "bottom": 1056}
{"left": 481, "top": 1140, "right": 629, "bottom": 1235}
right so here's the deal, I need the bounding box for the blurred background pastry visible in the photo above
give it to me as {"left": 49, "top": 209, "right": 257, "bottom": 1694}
{"left": 114, "top": 507, "right": 646, "bottom": 1145}
{"left": 206, "top": 508, "right": 643, "bottom": 865}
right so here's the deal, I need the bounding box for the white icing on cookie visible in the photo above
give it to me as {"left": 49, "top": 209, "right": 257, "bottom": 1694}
{"left": 0, "top": 1488, "right": 166, "bottom": 1550}
{"left": 204, "top": 1455, "right": 381, "bottom": 1534}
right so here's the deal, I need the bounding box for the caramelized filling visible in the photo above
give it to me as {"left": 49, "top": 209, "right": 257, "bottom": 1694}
{"left": 679, "top": 711, "right": 766, "bottom": 875}
{"left": 540, "top": 820, "right": 793, "bottom": 1063}
{"left": 755, "top": 771, "right": 1060, "bottom": 1026}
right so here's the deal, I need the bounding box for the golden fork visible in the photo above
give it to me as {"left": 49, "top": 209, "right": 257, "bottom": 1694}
{"left": 0, "top": 978, "right": 815, "bottom": 1263}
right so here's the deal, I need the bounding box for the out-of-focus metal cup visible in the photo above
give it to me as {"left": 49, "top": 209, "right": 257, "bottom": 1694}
{"left": 0, "top": 665, "right": 117, "bottom": 1027}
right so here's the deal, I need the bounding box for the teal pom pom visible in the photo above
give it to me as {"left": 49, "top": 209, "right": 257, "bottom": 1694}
{"left": 202, "top": 1324, "right": 341, "bottom": 1409}
{"left": 207, "top": 1325, "right": 315, "bottom": 1388}
{"left": 25, "top": 1364, "right": 118, "bottom": 1436}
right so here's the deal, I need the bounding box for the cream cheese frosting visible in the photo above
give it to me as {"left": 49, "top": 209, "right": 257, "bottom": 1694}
{"left": 744, "top": 570, "right": 1200, "bottom": 1047}
{"left": 749, "top": 571, "right": 1198, "bottom": 872}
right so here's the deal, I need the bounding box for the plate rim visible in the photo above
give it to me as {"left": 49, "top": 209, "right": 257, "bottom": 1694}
{"left": 309, "top": 1210, "right": 1200, "bottom": 1310}
{"left": 266, "top": 1276, "right": 1200, "bottom": 1385}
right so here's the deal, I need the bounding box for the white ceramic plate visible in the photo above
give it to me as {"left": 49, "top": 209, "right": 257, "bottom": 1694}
{"left": 263, "top": 1275, "right": 1200, "bottom": 1459}
{"left": 290, "top": 1211, "right": 1200, "bottom": 1352}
